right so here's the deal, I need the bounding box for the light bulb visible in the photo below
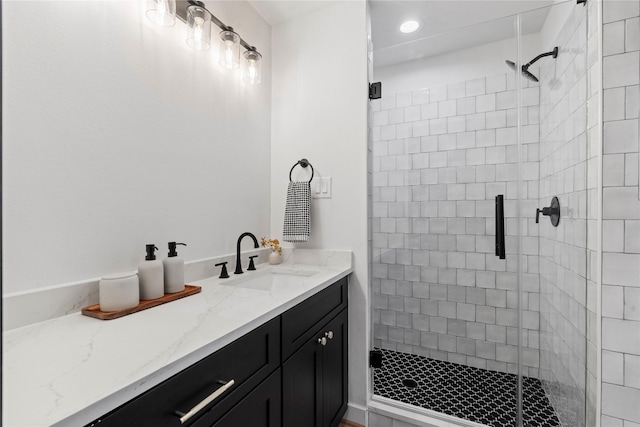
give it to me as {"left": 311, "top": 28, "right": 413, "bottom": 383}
{"left": 186, "top": 6, "right": 211, "bottom": 50}
{"left": 194, "top": 17, "right": 204, "bottom": 50}
{"left": 223, "top": 40, "right": 233, "bottom": 68}
{"left": 248, "top": 60, "right": 257, "bottom": 83}
{"left": 219, "top": 29, "right": 240, "bottom": 69}
{"left": 242, "top": 48, "right": 262, "bottom": 85}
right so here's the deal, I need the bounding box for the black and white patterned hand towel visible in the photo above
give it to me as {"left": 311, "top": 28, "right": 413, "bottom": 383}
{"left": 283, "top": 181, "right": 311, "bottom": 242}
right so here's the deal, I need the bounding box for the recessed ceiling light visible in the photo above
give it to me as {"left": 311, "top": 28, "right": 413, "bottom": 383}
{"left": 399, "top": 20, "right": 420, "bottom": 34}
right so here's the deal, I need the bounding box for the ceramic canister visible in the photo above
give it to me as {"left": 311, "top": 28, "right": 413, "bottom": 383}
{"left": 268, "top": 252, "right": 282, "bottom": 265}
{"left": 99, "top": 272, "right": 140, "bottom": 312}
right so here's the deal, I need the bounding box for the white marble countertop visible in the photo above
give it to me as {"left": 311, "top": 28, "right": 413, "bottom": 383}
{"left": 3, "top": 250, "right": 352, "bottom": 427}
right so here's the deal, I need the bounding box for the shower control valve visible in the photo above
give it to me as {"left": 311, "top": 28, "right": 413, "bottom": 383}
{"left": 536, "top": 196, "right": 560, "bottom": 227}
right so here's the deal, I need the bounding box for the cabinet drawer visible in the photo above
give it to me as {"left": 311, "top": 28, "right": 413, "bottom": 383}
{"left": 92, "top": 317, "right": 280, "bottom": 427}
{"left": 192, "top": 368, "right": 281, "bottom": 427}
{"left": 281, "top": 276, "right": 348, "bottom": 361}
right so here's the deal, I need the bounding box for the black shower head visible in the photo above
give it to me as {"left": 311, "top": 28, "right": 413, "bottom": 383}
{"left": 504, "top": 60, "right": 539, "bottom": 82}
{"left": 505, "top": 46, "right": 558, "bottom": 83}
{"left": 522, "top": 68, "right": 540, "bottom": 83}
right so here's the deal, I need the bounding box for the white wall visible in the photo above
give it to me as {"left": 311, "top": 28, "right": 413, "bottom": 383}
{"left": 270, "top": 0, "right": 369, "bottom": 419}
{"left": 373, "top": 33, "right": 542, "bottom": 95}
{"left": 2, "top": 1, "right": 272, "bottom": 294}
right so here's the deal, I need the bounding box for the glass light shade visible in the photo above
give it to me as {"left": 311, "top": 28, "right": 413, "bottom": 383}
{"left": 186, "top": 6, "right": 211, "bottom": 51}
{"left": 219, "top": 29, "right": 240, "bottom": 69}
{"left": 146, "top": 0, "right": 176, "bottom": 27}
{"left": 242, "top": 48, "right": 262, "bottom": 85}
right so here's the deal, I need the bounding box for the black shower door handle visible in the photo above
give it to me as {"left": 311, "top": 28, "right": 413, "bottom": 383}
{"left": 495, "top": 195, "right": 505, "bottom": 259}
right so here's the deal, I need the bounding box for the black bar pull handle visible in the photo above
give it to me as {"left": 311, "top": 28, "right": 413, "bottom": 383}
{"left": 495, "top": 195, "right": 506, "bottom": 260}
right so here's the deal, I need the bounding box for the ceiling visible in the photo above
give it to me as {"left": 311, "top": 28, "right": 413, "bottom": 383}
{"left": 247, "top": 0, "right": 338, "bottom": 26}
{"left": 248, "top": 0, "right": 555, "bottom": 67}
{"left": 372, "top": 1, "right": 554, "bottom": 67}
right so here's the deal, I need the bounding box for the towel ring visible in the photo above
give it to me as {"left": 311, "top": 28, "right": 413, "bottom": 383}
{"left": 289, "top": 159, "right": 314, "bottom": 183}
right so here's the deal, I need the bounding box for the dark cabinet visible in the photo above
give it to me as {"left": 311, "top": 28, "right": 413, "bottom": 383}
{"left": 282, "top": 280, "right": 348, "bottom": 427}
{"left": 86, "top": 276, "right": 348, "bottom": 427}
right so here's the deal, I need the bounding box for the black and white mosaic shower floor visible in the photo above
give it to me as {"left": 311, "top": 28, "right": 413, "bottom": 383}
{"left": 373, "top": 348, "right": 560, "bottom": 427}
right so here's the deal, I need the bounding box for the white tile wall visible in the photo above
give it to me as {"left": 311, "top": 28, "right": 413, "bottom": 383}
{"left": 371, "top": 71, "right": 541, "bottom": 377}
{"left": 601, "top": 1, "right": 640, "bottom": 425}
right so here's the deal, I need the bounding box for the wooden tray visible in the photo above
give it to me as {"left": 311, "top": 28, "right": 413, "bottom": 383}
{"left": 82, "top": 285, "right": 201, "bottom": 320}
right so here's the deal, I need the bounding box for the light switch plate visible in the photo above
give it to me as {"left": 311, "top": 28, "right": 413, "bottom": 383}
{"left": 311, "top": 177, "right": 332, "bottom": 198}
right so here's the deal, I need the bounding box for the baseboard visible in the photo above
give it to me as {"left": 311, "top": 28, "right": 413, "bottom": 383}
{"left": 344, "top": 402, "right": 367, "bottom": 426}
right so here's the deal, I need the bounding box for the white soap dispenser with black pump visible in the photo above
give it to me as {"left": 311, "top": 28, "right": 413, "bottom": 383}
{"left": 138, "top": 244, "right": 164, "bottom": 300}
{"left": 163, "top": 242, "right": 187, "bottom": 293}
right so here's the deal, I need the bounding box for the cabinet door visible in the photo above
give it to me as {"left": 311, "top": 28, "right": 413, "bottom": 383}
{"left": 192, "top": 369, "right": 281, "bottom": 427}
{"left": 322, "top": 309, "right": 348, "bottom": 427}
{"left": 282, "top": 309, "right": 348, "bottom": 427}
{"left": 282, "top": 334, "right": 323, "bottom": 427}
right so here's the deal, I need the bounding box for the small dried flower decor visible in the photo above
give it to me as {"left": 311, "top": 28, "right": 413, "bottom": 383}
{"left": 260, "top": 237, "right": 282, "bottom": 255}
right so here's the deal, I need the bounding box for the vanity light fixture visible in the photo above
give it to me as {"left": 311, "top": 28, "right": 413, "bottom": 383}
{"left": 146, "top": 0, "right": 263, "bottom": 85}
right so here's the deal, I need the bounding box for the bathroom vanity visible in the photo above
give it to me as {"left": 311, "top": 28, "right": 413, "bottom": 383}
{"left": 2, "top": 250, "right": 352, "bottom": 427}
{"left": 89, "top": 277, "right": 348, "bottom": 427}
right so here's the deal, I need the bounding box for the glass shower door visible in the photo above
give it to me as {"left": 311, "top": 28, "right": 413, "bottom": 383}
{"left": 369, "top": 13, "right": 528, "bottom": 426}
{"left": 521, "top": 2, "right": 590, "bottom": 426}
{"left": 369, "top": 1, "right": 589, "bottom": 425}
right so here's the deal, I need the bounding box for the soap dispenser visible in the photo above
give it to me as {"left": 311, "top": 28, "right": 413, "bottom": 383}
{"left": 138, "top": 244, "right": 164, "bottom": 300}
{"left": 163, "top": 242, "right": 187, "bottom": 293}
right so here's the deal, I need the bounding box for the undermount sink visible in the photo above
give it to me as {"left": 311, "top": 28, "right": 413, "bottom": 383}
{"left": 223, "top": 269, "right": 318, "bottom": 291}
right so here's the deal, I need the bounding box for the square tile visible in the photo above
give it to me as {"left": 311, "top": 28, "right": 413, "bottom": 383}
{"left": 604, "top": 52, "right": 640, "bottom": 89}
{"left": 602, "top": 383, "right": 640, "bottom": 423}
{"left": 604, "top": 21, "right": 626, "bottom": 56}
{"left": 625, "top": 220, "right": 640, "bottom": 253}
{"left": 604, "top": 88, "right": 626, "bottom": 121}
{"left": 625, "top": 287, "right": 640, "bottom": 320}
{"left": 604, "top": 119, "right": 639, "bottom": 153}
{"left": 603, "top": 0, "right": 640, "bottom": 24}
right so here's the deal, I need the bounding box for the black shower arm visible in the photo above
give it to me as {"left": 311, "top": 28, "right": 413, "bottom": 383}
{"left": 523, "top": 47, "right": 559, "bottom": 70}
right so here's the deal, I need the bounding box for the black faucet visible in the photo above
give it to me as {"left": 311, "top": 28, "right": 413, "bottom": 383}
{"left": 234, "top": 232, "right": 259, "bottom": 274}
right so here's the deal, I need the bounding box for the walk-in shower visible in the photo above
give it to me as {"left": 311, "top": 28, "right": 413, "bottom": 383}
{"left": 368, "top": 1, "right": 592, "bottom": 426}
